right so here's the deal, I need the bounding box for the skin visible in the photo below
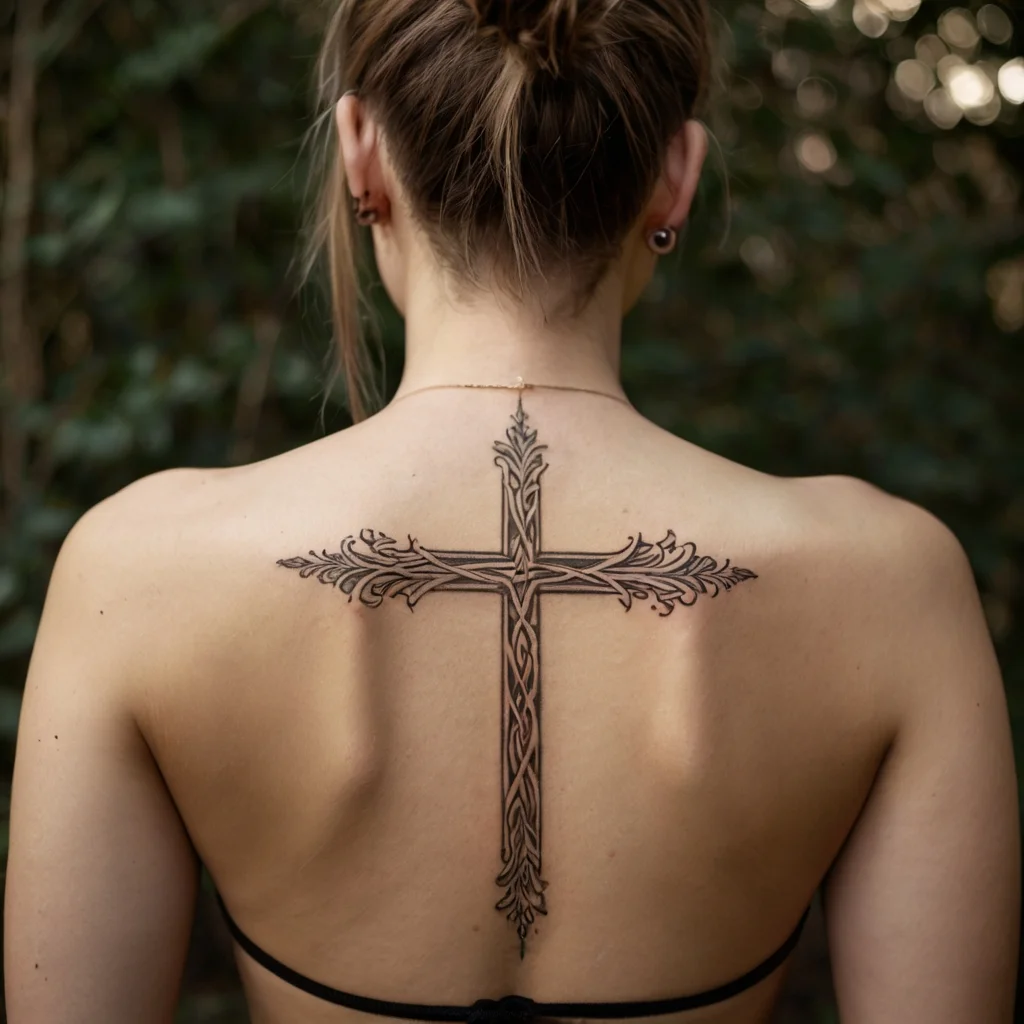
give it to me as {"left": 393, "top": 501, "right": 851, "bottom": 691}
{"left": 5, "top": 95, "right": 1019, "bottom": 1024}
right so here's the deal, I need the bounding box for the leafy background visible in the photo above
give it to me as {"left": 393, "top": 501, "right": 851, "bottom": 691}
{"left": 0, "top": 0, "right": 1021, "bottom": 1020}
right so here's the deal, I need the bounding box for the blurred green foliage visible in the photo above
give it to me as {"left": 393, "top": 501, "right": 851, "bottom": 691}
{"left": 0, "top": 0, "right": 1021, "bottom": 1019}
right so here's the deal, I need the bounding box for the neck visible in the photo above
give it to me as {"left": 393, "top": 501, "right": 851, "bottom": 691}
{"left": 393, "top": 264, "right": 628, "bottom": 403}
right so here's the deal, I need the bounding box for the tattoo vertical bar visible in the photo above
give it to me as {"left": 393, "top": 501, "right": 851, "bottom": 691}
{"left": 493, "top": 397, "right": 548, "bottom": 953}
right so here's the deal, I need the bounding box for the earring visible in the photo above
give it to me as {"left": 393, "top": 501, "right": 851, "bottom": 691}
{"left": 352, "top": 191, "right": 380, "bottom": 226}
{"left": 647, "top": 227, "right": 678, "bottom": 256}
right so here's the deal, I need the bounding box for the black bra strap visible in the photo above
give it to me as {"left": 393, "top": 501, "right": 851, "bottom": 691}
{"left": 217, "top": 894, "right": 809, "bottom": 1021}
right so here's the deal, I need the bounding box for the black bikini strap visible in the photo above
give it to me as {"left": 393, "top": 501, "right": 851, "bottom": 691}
{"left": 217, "top": 894, "right": 809, "bottom": 1022}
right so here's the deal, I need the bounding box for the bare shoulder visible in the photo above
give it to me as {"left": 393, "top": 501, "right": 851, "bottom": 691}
{"left": 671, "top": 455, "right": 982, "bottom": 663}
{"left": 781, "top": 473, "right": 974, "bottom": 589}
{"left": 787, "top": 472, "right": 965, "bottom": 550}
{"left": 57, "top": 467, "right": 239, "bottom": 582}
{"left": 63, "top": 431, "right": 356, "bottom": 563}
{"left": 49, "top": 421, "right": 389, "bottom": 628}
{"left": 641, "top": 419, "right": 974, "bottom": 607}
{"left": 46, "top": 467, "right": 254, "bottom": 663}
{"left": 761, "top": 472, "right": 987, "bottom": 696}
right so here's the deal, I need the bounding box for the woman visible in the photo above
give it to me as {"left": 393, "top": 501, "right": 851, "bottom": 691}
{"left": 5, "top": 0, "right": 1019, "bottom": 1021}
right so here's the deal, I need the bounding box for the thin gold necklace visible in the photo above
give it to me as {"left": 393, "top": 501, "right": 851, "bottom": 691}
{"left": 392, "top": 377, "right": 633, "bottom": 409}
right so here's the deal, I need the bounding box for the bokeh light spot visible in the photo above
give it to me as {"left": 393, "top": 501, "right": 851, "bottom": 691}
{"left": 878, "top": 0, "right": 921, "bottom": 22}
{"left": 773, "top": 48, "right": 812, "bottom": 88}
{"left": 977, "top": 4, "right": 1013, "bottom": 46}
{"left": 998, "top": 58, "right": 1024, "bottom": 105}
{"left": 796, "top": 133, "right": 838, "bottom": 173}
{"left": 853, "top": 1, "right": 889, "bottom": 38}
{"left": 964, "top": 95, "right": 1002, "bottom": 127}
{"left": 936, "top": 53, "right": 966, "bottom": 86}
{"left": 938, "top": 8, "right": 980, "bottom": 51}
{"left": 987, "top": 259, "right": 1024, "bottom": 333}
{"left": 924, "top": 88, "right": 963, "bottom": 129}
{"left": 947, "top": 64, "right": 995, "bottom": 109}
{"left": 797, "top": 77, "right": 838, "bottom": 117}
{"left": 895, "top": 59, "right": 935, "bottom": 102}
{"left": 915, "top": 34, "right": 948, "bottom": 67}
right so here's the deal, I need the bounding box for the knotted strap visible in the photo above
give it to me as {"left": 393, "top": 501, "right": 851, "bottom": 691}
{"left": 468, "top": 995, "right": 539, "bottom": 1024}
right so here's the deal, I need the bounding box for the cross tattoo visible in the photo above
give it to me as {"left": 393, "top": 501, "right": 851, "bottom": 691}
{"left": 279, "top": 399, "right": 757, "bottom": 956}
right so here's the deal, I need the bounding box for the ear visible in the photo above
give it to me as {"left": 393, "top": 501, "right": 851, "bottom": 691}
{"left": 335, "top": 94, "right": 391, "bottom": 218}
{"left": 647, "top": 120, "right": 708, "bottom": 232}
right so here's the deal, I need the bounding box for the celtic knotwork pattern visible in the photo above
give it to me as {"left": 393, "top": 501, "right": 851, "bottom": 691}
{"left": 495, "top": 590, "right": 547, "bottom": 953}
{"left": 491, "top": 402, "right": 550, "bottom": 950}
{"left": 493, "top": 400, "right": 547, "bottom": 575}
{"left": 278, "top": 396, "right": 758, "bottom": 956}
{"left": 279, "top": 530, "right": 512, "bottom": 609}
{"left": 536, "top": 531, "right": 758, "bottom": 616}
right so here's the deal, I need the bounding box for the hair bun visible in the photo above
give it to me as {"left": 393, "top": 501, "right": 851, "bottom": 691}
{"left": 468, "top": 0, "right": 592, "bottom": 72}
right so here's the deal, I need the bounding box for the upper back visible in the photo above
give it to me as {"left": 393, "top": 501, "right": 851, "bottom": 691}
{"left": 127, "top": 391, "right": 905, "bottom": 1021}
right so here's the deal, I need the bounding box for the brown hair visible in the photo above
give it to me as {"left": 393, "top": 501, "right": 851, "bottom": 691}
{"left": 301, "top": 0, "right": 712, "bottom": 421}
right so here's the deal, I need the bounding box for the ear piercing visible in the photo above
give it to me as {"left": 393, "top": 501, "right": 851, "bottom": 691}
{"left": 352, "top": 190, "right": 380, "bottom": 226}
{"left": 648, "top": 227, "right": 678, "bottom": 255}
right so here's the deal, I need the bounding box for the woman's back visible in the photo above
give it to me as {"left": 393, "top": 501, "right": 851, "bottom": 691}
{"left": 8, "top": 377, "right": 1018, "bottom": 1023}
{"left": 101, "top": 390, "right": 954, "bottom": 1021}
{"left": 5, "top": 0, "right": 1018, "bottom": 1019}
